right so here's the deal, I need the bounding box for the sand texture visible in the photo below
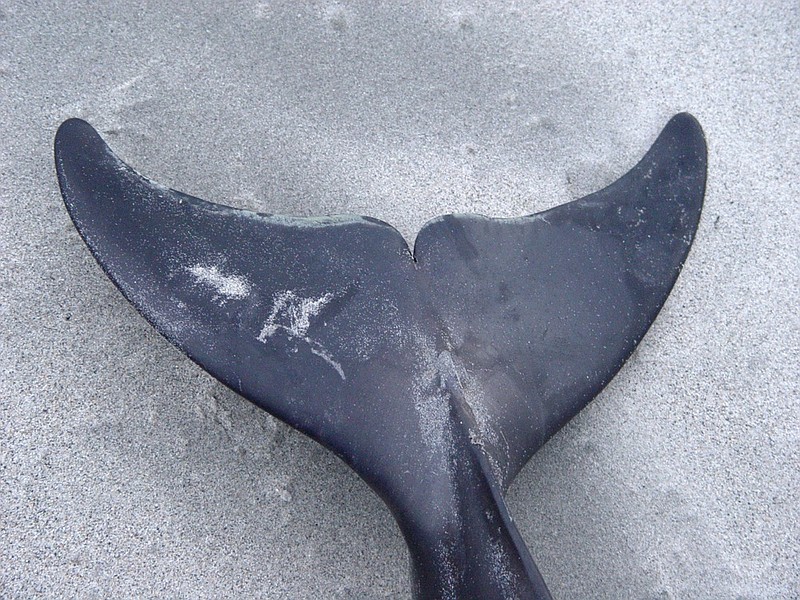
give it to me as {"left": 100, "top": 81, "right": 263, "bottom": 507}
{"left": 1, "top": 2, "right": 798, "bottom": 598}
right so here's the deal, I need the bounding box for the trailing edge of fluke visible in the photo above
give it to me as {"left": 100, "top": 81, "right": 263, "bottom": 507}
{"left": 55, "top": 113, "right": 707, "bottom": 599}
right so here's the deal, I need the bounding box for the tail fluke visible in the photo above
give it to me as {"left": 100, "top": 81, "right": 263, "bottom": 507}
{"left": 56, "top": 114, "right": 706, "bottom": 599}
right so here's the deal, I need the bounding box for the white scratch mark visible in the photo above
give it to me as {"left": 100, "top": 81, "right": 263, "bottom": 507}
{"left": 310, "top": 347, "right": 346, "bottom": 380}
{"left": 258, "top": 291, "right": 333, "bottom": 340}
{"left": 189, "top": 264, "right": 251, "bottom": 301}
{"left": 258, "top": 291, "right": 345, "bottom": 380}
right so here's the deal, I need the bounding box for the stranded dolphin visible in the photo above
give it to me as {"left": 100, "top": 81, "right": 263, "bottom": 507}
{"left": 54, "top": 113, "right": 706, "bottom": 599}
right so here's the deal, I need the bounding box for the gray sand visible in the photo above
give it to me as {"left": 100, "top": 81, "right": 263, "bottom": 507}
{"left": 1, "top": 2, "right": 798, "bottom": 598}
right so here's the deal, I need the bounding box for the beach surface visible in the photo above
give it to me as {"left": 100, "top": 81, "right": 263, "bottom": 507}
{"left": 1, "top": 2, "right": 798, "bottom": 598}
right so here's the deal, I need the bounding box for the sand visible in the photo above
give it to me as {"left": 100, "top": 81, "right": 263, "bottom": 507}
{"left": 1, "top": 1, "right": 798, "bottom": 598}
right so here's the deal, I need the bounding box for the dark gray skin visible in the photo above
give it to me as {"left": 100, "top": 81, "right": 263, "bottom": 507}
{"left": 55, "top": 114, "right": 706, "bottom": 599}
